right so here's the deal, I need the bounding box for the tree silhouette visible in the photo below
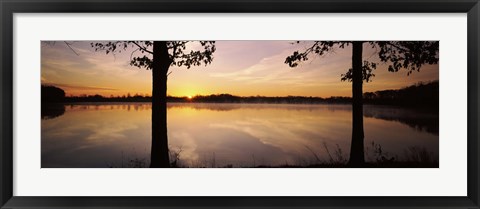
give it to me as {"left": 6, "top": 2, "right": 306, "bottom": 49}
{"left": 92, "top": 41, "right": 216, "bottom": 168}
{"left": 41, "top": 85, "right": 66, "bottom": 120}
{"left": 41, "top": 85, "right": 66, "bottom": 103}
{"left": 285, "top": 41, "right": 439, "bottom": 166}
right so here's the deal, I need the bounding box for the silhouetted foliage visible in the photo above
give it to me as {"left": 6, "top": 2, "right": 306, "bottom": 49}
{"left": 285, "top": 41, "right": 439, "bottom": 82}
{"left": 41, "top": 85, "right": 66, "bottom": 120}
{"left": 91, "top": 41, "right": 216, "bottom": 70}
{"left": 91, "top": 41, "right": 216, "bottom": 168}
{"left": 285, "top": 41, "right": 439, "bottom": 166}
{"left": 376, "top": 41, "right": 439, "bottom": 75}
{"left": 42, "top": 85, "right": 65, "bottom": 103}
{"left": 341, "top": 61, "right": 376, "bottom": 82}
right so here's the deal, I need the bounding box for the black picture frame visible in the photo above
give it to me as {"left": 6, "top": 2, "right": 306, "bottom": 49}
{"left": 1, "top": 0, "right": 479, "bottom": 208}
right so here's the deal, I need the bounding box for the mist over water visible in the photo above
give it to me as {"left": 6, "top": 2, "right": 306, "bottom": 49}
{"left": 41, "top": 103, "right": 438, "bottom": 168}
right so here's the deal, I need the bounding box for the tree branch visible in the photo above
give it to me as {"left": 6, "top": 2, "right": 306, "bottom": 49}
{"left": 64, "top": 41, "right": 79, "bottom": 56}
{"left": 131, "top": 42, "right": 153, "bottom": 54}
{"left": 384, "top": 42, "right": 408, "bottom": 53}
{"left": 130, "top": 47, "right": 140, "bottom": 61}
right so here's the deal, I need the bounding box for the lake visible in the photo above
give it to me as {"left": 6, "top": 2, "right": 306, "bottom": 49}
{"left": 41, "top": 103, "right": 439, "bottom": 168}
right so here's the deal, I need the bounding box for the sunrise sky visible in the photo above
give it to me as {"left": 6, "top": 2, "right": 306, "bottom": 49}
{"left": 41, "top": 41, "right": 439, "bottom": 98}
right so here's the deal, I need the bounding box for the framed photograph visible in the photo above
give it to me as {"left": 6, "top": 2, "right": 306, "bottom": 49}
{"left": 1, "top": 0, "right": 479, "bottom": 208}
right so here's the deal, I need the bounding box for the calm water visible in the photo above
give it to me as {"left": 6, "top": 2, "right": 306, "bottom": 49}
{"left": 41, "top": 103, "right": 439, "bottom": 168}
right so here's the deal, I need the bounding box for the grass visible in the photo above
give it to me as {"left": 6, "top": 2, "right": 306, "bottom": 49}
{"left": 108, "top": 142, "right": 438, "bottom": 168}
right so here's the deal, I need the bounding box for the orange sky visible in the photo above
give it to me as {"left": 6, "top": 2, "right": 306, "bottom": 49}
{"left": 41, "top": 41, "right": 439, "bottom": 98}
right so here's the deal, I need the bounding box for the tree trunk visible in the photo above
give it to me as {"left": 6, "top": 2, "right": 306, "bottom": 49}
{"left": 150, "top": 41, "right": 170, "bottom": 168}
{"left": 348, "top": 41, "right": 365, "bottom": 167}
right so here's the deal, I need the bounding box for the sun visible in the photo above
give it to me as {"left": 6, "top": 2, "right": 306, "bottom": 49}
{"left": 187, "top": 95, "right": 193, "bottom": 99}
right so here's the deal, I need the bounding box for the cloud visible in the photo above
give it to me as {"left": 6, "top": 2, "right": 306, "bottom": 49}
{"left": 42, "top": 83, "right": 118, "bottom": 91}
{"left": 209, "top": 47, "right": 350, "bottom": 88}
{"left": 41, "top": 41, "right": 439, "bottom": 97}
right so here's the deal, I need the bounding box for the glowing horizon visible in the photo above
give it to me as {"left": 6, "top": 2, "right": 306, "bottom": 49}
{"left": 41, "top": 41, "right": 439, "bottom": 98}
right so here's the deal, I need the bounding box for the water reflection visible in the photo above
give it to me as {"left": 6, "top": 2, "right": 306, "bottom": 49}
{"left": 41, "top": 104, "right": 65, "bottom": 120}
{"left": 41, "top": 103, "right": 439, "bottom": 168}
{"left": 363, "top": 105, "right": 438, "bottom": 135}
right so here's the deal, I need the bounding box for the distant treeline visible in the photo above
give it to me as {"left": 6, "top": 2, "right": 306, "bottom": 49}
{"left": 363, "top": 81, "right": 438, "bottom": 109}
{"left": 41, "top": 81, "right": 438, "bottom": 108}
{"left": 170, "top": 94, "right": 352, "bottom": 104}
